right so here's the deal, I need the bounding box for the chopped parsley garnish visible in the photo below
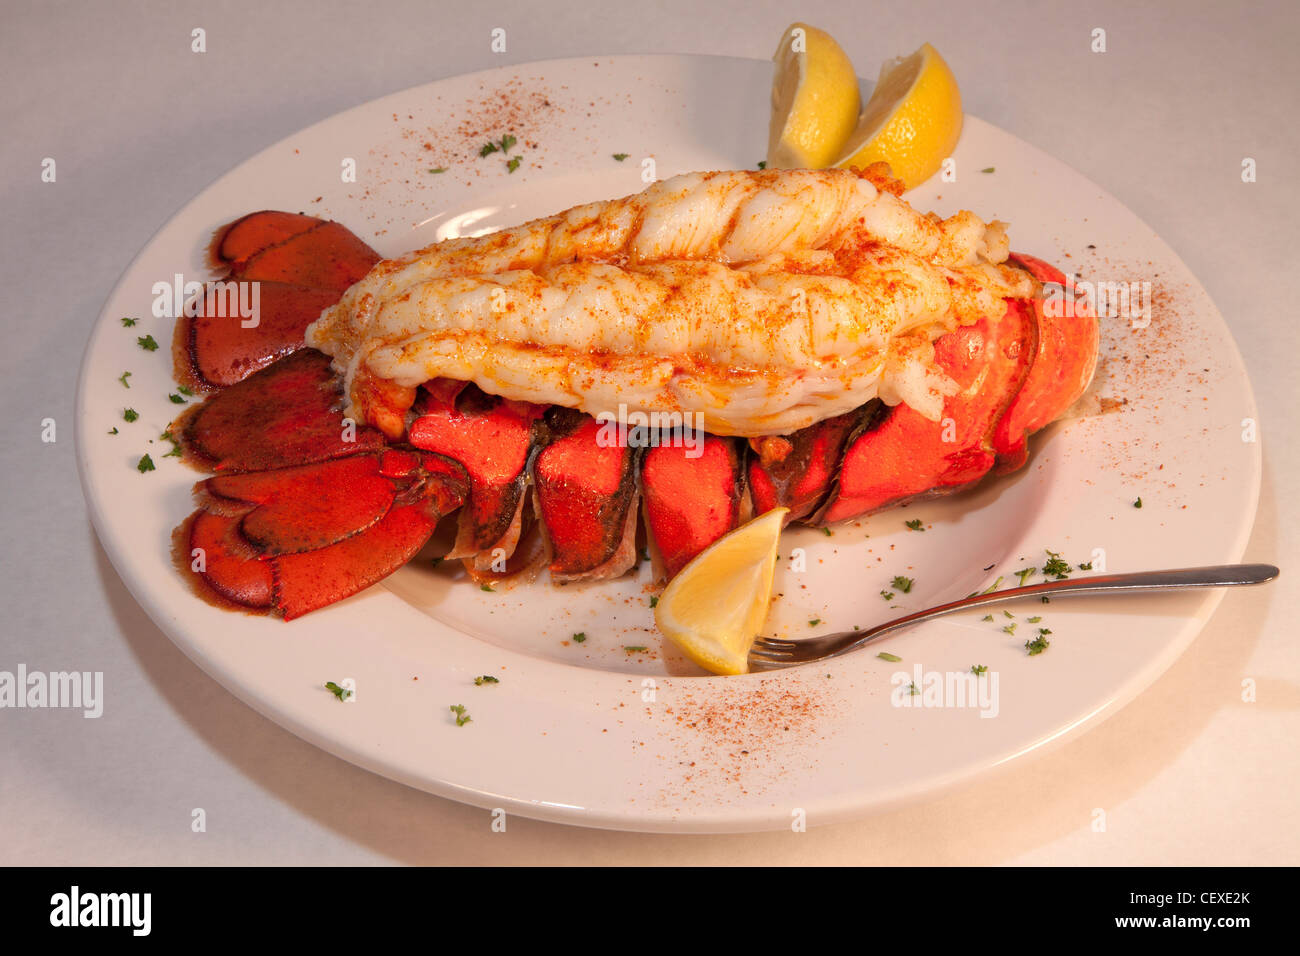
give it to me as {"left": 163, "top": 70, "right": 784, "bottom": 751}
{"left": 163, "top": 444, "right": 183, "bottom": 458}
{"left": 907, "top": 682, "right": 920, "bottom": 696}
{"left": 757, "top": 161, "right": 768, "bottom": 169}
{"left": 1014, "top": 567, "right": 1036, "bottom": 586}
{"left": 177, "top": 384, "right": 195, "bottom": 396}
{"left": 1041, "top": 596, "right": 1051, "bottom": 604}
{"left": 480, "top": 583, "right": 495, "bottom": 592}
{"left": 981, "top": 614, "right": 993, "bottom": 622}
{"left": 904, "top": 519, "right": 924, "bottom": 531}
{"left": 118, "top": 371, "right": 131, "bottom": 388}
{"left": 168, "top": 393, "right": 187, "bottom": 404}
{"left": 980, "top": 167, "right": 996, "bottom": 174}
{"left": 473, "top": 675, "right": 499, "bottom": 686}
{"left": 572, "top": 632, "right": 587, "bottom": 643}
{"left": 971, "top": 665, "right": 988, "bottom": 675}
{"left": 612, "top": 153, "right": 629, "bottom": 161}
{"left": 891, "top": 575, "right": 913, "bottom": 594}
{"left": 1003, "top": 610, "right": 1014, "bottom": 619}
{"left": 808, "top": 619, "right": 821, "bottom": 627}
{"left": 1042, "top": 550, "right": 1072, "bottom": 579}
{"left": 1134, "top": 497, "right": 1143, "bottom": 508}
{"left": 506, "top": 156, "right": 522, "bottom": 174}
{"left": 324, "top": 681, "right": 351, "bottom": 701}
{"left": 1037, "top": 627, "right": 1052, "bottom": 636}
{"left": 107, "top": 427, "right": 118, "bottom": 435}
{"left": 1027, "top": 616, "right": 1042, "bottom": 623}
{"left": 136, "top": 454, "right": 155, "bottom": 473}
{"left": 881, "top": 590, "right": 895, "bottom": 601}
{"left": 123, "top": 408, "right": 138, "bottom": 422}
{"left": 137, "top": 334, "right": 159, "bottom": 351}
{"left": 500, "top": 134, "right": 517, "bottom": 154}
{"left": 428, "top": 167, "right": 447, "bottom": 173}
{"left": 624, "top": 645, "right": 648, "bottom": 653}
{"left": 120, "top": 317, "right": 138, "bottom": 327}
{"left": 479, "top": 141, "right": 499, "bottom": 157}
{"left": 1002, "top": 622, "right": 1017, "bottom": 634}
{"left": 648, "top": 595, "right": 658, "bottom": 608}
{"left": 1025, "top": 634, "right": 1050, "bottom": 655}
{"left": 877, "top": 652, "right": 902, "bottom": 662}
{"left": 980, "top": 575, "right": 1004, "bottom": 594}
{"left": 449, "top": 704, "right": 471, "bottom": 726}
{"left": 1078, "top": 561, "right": 1094, "bottom": 570}
{"left": 822, "top": 527, "right": 833, "bottom": 536}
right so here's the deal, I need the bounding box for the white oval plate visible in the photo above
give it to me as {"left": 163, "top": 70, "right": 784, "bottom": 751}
{"left": 77, "top": 55, "right": 1260, "bottom": 832}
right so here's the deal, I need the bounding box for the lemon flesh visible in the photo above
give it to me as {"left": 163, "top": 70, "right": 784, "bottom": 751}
{"left": 767, "top": 23, "right": 861, "bottom": 169}
{"left": 654, "top": 508, "right": 788, "bottom": 676}
{"left": 834, "top": 42, "right": 963, "bottom": 190}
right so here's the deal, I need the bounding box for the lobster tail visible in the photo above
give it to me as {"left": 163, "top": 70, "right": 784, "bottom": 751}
{"left": 176, "top": 211, "right": 381, "bottom": 392}
{"left": 168, "top": 209, "right": 1100, "bottom": 618}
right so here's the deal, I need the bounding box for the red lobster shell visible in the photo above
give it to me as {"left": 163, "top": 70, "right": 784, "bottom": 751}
{"left": 170, "top": 211, "right": 1099, "bottom": 618}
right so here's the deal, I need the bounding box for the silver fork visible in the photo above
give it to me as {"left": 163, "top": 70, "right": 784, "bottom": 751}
{"left": 747, "top": 564, "right": 1279, "bottom": 671}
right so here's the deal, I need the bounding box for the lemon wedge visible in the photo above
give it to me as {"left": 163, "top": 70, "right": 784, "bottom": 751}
{"left": 654, "top": 507, "right": 788, "bottom": 676}
{"left": 766, "top": 23, "right": 861, "bottom": 169}
{"left": 834, "top": 42, "right": 963, "bottom": 190}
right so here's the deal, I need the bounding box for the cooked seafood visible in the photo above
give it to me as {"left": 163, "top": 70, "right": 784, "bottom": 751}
{"left": 171, "top": 175, "right": 1097, "bottom": 620}
{"left": 306, "top": 166, "right": 1031, "bottom": 436}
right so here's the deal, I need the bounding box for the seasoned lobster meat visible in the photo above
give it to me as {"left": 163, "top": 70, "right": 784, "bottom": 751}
{"left": 169, "top": 167, "right": 1098, "bottom": 617}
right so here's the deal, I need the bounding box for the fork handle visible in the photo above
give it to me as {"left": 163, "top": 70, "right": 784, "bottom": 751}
{"left": 853, "top": 563, "right": 1279, "bottom": 650}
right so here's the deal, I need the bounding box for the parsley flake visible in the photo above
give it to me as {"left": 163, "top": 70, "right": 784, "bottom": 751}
{"left": 449, "top": 704, "right": 471, "bottom": 726}
{"left": 137, "top": 334, "right": 159, "bottom": 351}
{"left": 624, "top": 645, "right": 648, "bottom": 653}
{"left": 136, "top": 454, "right": 155, "bottom": 473}
{"left": 428, "top": 167, "right": 447, "bottom": 173}
{"left": 572, "top": 632, "right": 587, "bottom": 643}
{"left": 480, "top": 583, "right": 495, "bottom": 592}
{"left": 1134, "top": 497, "right": 1143, "bottom": 508}
{"left": 971, "top": 665, "right": 989, "bottom": 675}
{"left": 1025, "top": 634, "right": 1050, "bottom": 656}
{"left": 506, "top": 156, "right": 521, "bottom": 174}
{"left": 612, "top": 153, "right": 630, "bottom": 161}
{"left": 168, "top": 393, "right": 187, "bottom": 404}
{"left": 877, "top": 652, "right": 902, "bottom": 662}
{"left": 123, "top": 408, "right": 138, "bottom": 422}
{"left": 981, "top": 167, "right": 996, "bottom": 174}
{"left": 120, "top": 317, "right": 138, "bottom": 327}
{"left": 1042, "top": 550, "right": 1072, "bottom": 579}
{"left": 905, "top": 519, "right": 924, "bottom": 531}
{"left": 473, "top": 675, "right": 499, "bottom": 686}
{"left": 648, "top": 595, "right": 658, "bottom": 608}
{"left": 891, "top": 575, "right": 913, "bottom": 594}
{"left": 324, "top": 681, "right": 352, "bottom": 701}
{"left": 118, "top": 371, "right": 131, "bottom": 388}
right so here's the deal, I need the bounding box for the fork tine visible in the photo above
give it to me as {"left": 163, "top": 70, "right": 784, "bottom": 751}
{"left": 747, "top": 646, "right": 795, "bottom": 661}
{"left": 751, "top": 636, "right": 797, "bottom": 651}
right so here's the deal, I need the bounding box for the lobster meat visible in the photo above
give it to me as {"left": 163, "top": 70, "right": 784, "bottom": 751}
{"left": 170, "top": 168, "right": 1098, "bottom": 619}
